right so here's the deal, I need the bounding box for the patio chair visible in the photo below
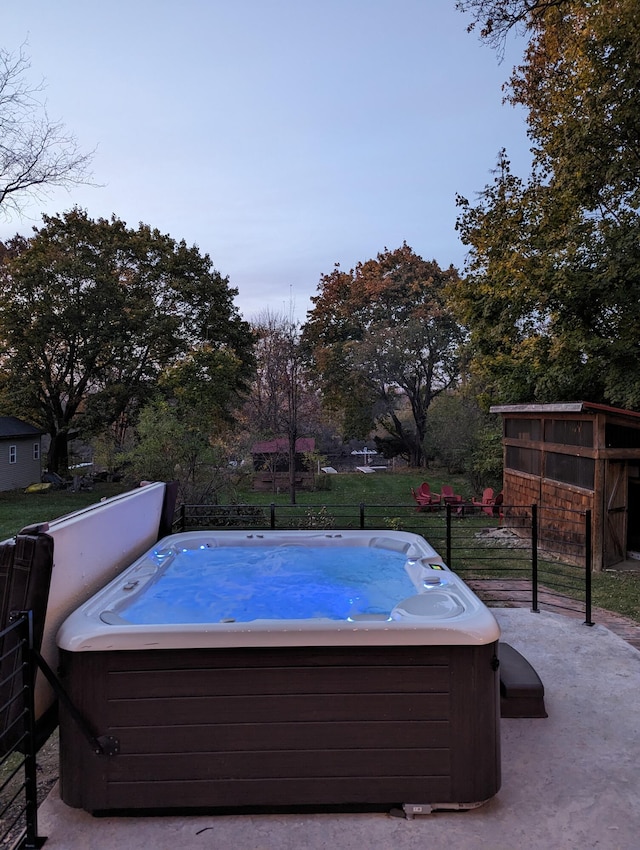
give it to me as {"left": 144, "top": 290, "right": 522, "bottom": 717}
{"left": 411, "top": 482, "right": 440, "bottom": 511}
{"left": 441, "top": 484, "right": 463, "bottom": 505}
{"left": 418, "top": 482, "right": 441, "bottom": 503}
{"left": 493, "top": 491, "right": 504, "bottom": 519}
{"left": 472, "top": 487, "right": 496, "bottom": 517}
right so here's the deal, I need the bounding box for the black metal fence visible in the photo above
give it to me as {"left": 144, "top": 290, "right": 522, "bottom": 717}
{"left": 173, "top": 501, "right": 594, "bottom": 624}
{"left": 0, "top": 612, "right": 46, "bottom": 849}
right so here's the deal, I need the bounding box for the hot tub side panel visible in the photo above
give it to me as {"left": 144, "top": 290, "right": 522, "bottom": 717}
{"left": 58, "top": 643, "right": 500, "bottom": 813}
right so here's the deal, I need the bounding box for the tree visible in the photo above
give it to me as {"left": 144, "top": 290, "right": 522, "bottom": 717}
{"left": 453, "top": 0, "right": 640, "bottom": 408}
{"left": 425, "top": 391, "right": 503, "bottom": 491}
{"left": 123, "top": 397, "right": 231, "bottom": 504}
{"left": 0, "top": 46, "right": 92, "bottom": 219}
{"left": 124, "top": 339, "right": 251, "bottom": 502}
{"left": 303, "top": 244, "right": 463, "bottom": 467}
{"left": 244, "top": 309, "right": 321, "bottom": 504}
{"left": 0, "top": 208, "right": 254, "bottom": 473}
{"left": 456, "top": 1, "right": 571, "bottom": 52}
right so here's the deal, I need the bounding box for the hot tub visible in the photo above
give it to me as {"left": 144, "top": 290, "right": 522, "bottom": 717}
{"left": 57, "top": 530, "right": 501, "bottom": 814}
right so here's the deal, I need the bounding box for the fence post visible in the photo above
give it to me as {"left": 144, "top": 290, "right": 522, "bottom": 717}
{"left": 23, "top": 611, "right": 46, "bottom": 850}
{"left": 584, "top": 510, "right": 594, "bottom": 626}
{"left": 359, "top": 503, "right": 365, "bottom": 530}
{"left": 270, "top": 503, "right": 276, "bottom": 530}
{"left": 531, "top": 504, "right": 539, "bottom": 613}
{"left": 446, "top": 503, "right": 452, "bottom": 567}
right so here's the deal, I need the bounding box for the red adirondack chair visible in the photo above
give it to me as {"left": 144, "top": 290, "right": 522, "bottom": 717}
{"left": 418, "top": 482, "right": 440, "bottom": 504}
{"left": 411, "top": 482, "right": 440, "bottom": 511}
{"left": 473, "top": 487, "right": 496, "bottom": 516}
{"left": 472, "top": 488, "right": 504, "bottom": 519}
{"left": 441, "top": 484, "right": 462, "bottom": 505}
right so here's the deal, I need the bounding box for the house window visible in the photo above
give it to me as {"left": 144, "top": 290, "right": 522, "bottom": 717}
{"left": 33, "top": 443, "right": 40, "bottom": 460}
{"left": 9, "top": 445, "right": 17, "bottom": 464}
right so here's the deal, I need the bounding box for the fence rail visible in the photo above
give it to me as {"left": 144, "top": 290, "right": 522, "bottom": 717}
{"left": 173, "top": 501, "right": 594, "bottom": 624}
{"left": 0, "top": 612, "right": 46, "bottom": 850}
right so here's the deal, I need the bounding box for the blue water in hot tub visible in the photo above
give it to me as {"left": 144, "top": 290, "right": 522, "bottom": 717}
{"left": 119, "top": 545, "right": 418, "bottom": 624}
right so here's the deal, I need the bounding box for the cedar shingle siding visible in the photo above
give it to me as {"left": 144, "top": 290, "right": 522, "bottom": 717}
{"left": 0, "top": 417, "right": 43, "bottom": 492}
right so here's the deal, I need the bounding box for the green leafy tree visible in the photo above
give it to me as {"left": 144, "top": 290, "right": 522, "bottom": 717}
{"left": 453, "top": 0, "right": 640, "bottom": 408}
{"left": 158, "top": 345, "right": 248, "bottom": 423}
{"left": 0, "top": 208, "right": 253, "bottom": 473}
{"left": 425, "top": 392, "right": 503, "bottom": 491}
{"left": 303, "top": 244, "right": 463, "bottom": 467}
{"left": 126, "top": 344, "right": 251, "bottom": 503}
{"left": 123, "top": 399, "right": 223, "bottom": 504}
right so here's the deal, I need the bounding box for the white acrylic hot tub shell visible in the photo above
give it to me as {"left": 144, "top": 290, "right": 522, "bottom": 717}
{"left": 57, "top": 530, "right": 500, "bottom": 651}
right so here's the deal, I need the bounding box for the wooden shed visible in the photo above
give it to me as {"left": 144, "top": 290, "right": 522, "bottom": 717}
{"left": 491, "top": 402, "right": 640, "bottom": 571}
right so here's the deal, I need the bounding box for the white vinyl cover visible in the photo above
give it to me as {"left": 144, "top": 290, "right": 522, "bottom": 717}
{"left": 37, "top": 482, "right": 167, "bottom": 715}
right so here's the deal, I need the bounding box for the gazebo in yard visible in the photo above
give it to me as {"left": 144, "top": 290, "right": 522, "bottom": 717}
{"left": 251, "top": 437, "right": 316, "bottom": 491}
{"left": 491, "top": 402, "right": 640, "bottom": 571}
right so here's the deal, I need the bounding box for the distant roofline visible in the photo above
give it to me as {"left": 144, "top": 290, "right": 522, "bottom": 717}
{"left": 0, "top": 415, "right": 45, "bottom": 438}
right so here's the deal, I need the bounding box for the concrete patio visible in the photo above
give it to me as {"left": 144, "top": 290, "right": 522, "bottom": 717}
{"left": 37, "top": 607, "right": 640, "bottom": 850}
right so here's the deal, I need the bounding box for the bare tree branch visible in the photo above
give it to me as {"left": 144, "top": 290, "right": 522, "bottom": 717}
{"left": 0, "top": 45, "right": 94, "bottom": 219}
{"left": 456, "top": 0, "right": 570, "bottom": 56}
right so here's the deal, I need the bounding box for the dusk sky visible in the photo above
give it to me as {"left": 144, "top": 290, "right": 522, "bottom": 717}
{"left": 1, "top": 1, "right": 531, "bottom": 321}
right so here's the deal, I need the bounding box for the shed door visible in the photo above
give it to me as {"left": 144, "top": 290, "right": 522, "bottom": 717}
{"left": 604, "top": 461, "right": 627, "bottom": 567}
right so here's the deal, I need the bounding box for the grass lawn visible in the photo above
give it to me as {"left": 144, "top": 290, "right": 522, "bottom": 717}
{"left": 235, "top": 469, "right": 473, "bottom": 506}
{"left": 588, "top": 569, "right": 640, "bottom": 621}
{"left": 0, "top": 482, "right": 129, "bottom": 541}
{"left": 0, "top": 470, "right": 456, "bottom": 540}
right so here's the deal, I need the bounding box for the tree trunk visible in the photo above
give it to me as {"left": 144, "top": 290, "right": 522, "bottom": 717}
{"left": 288, "top": 431, "right": 297, "bottom": 505}
{"left": 389, "top": 410, "right": 426, "bottom": 468}
{"left": 409, "top": 442, "right": 426, "bottom": 468}
{"left": 47, "top": 431, "right": 69, "bottom": 475}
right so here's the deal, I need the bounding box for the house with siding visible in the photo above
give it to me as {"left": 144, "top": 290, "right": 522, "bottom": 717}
{"left": 0, "top": 416, "right": 44, "bottom": 492}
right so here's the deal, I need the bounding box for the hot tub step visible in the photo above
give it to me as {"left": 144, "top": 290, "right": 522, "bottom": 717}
{"left": 499, "top": 642, "right": 548, "bottom": 718}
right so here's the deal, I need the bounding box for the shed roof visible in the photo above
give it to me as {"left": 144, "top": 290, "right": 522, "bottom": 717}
{"left": 0, "top": 416, "right": 44, "bottom": 438}
{"left": 490, "top": 402, "right": 640, "bottom": 422}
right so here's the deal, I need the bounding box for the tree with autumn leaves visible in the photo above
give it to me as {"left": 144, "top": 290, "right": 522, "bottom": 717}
{"left": 303, "top": 244, "right": 463, "bottom": 468}
{"left": 306, "top": 0, "right": 640, "bottom": 476}
{"left": 454, "top": 0, "right": 640, "bottom": 408}
{"left": 4, "top": 0, "right": 636, "bottom": 486}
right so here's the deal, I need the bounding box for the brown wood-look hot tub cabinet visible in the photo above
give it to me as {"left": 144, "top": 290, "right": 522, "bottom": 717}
{"left": 58, "top": 641, "right": 501, "bottom": 814}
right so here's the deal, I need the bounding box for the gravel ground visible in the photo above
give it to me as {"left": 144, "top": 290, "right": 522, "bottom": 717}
{"left": 35, "top": 730, "right": 59, "bottom": 802}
